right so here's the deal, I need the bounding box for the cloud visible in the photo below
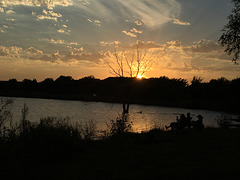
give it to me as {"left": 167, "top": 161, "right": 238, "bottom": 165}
{"left": 130, "top": 28, "right": 143, "bottom": 34}
{"left": 62, "top": 51, "right": 106, "bottom": 63}
{"left": 87, "top": 18, "right": 101, "bottom": 26}
{"left": 69, "top": 42, "right": 78, "bottom": 45}
{"left": 100, "top": 41, "right": 120, "bottom": 46}
{"left": 0, "top": 46, "right": 22, "bottom": 57}
{"left": 162, "top": 40, "right": 235, "bottom": 74}
{"left": 170, "top": 18, "right": 190, "bottom": 26}
{"left": 94, "top": 19, "right": 101, "bottom": 26}
{"left": 129, "top": 40, "right": 163, "bottom": 49}
{"left": 46, "top": 10, "right": 62, "bottom": 17}
{"left": 117, "top": 0, "right": 181, "bottom": 27}
{"left": 43, "top": 38, "right": 79, "bottom": 46}
{"left": 0, "top": 25, "right": 9, "bottom": 33}
{"left": 0, "top": 45, "right": 105, "bottom": 64}
{"left": 47, "top": 38, "right": 65, "bottom": 44}
{"left": 108, "top": 40, "right": 235, "bottom": 75}
{"left": 165, "top": 41, "right": 183, "bottom": 49}
{"left": 6, "top": 18, "right": 16, "bottom": 21}
{"left": 57, "top": 29, "right": 65, "bottom": 33}
{"left": 37, "top": 51, "right": 61, "bottom": 62}
{"left": 78, "top": 0, "right": 90, "bottom": 5}
{"left": 0, "top": 45, "right": 60, "bottom": 63}
{"left": 74, "top": 47, "right": 84, "bottom": 51}
{"left": 0, "top": 46, "right": 10, "bottom": 56}
{"left": 185, "top": 39, "right": 221, "bottom": 53}
{"left": 134, "top": 20, "right": 142, "bottom": 26}
{"left": 122, "top": 30, "right": 137, "bottom": 38}
{"left": 26, "top": 47, "right": 43, "bottom": 55}
{"left": 0, "top": 0, "right": 73, "bottom": 9}
{"left": 0, "top": 39, "right": 238, "bottom": 79}
{"left": 120, "top": 39, "right": 238, "bottom": 78}
{"left": 0, "top": 7, "right": 4, "bottom": 12}
{"left": 37, "top": 14, "right": 58, "bottom": 21}
{"left": 73, "top": 0, "right": 182, "bottom": 28}
{"left": 6, "top": 9, "right": 15, "bottom": 14}
{"left": 34, "top": 9, "right": 62, "bottom": 22}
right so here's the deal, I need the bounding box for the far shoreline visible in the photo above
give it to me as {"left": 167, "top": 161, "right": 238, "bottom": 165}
{"left": 1, "top": 93, "right": 238, "bottom": 115}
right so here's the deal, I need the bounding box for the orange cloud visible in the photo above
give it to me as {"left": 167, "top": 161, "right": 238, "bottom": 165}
{"left": 122, "top": 30, "right": 137, "bottom": 38}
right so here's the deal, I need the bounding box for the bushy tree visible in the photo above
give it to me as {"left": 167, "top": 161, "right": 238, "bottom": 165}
{"left": 219, "top": 0, "right": 240, "bottom": 63}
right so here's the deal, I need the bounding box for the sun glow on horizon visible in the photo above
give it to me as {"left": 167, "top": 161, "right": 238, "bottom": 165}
{"left": 137, "top": 75, "right": 143, "bottom": 79}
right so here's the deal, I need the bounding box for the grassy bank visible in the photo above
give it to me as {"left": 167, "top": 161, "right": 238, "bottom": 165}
{"left": 1, "top": 127, "right": 240, "bottom": 179}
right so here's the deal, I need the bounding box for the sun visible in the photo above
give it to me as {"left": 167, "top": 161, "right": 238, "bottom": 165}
{"left": 137, "top": 75, "right": 143, "bottom": 79}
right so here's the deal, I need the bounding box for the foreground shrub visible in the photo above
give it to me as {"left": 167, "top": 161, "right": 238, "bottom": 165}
{"left": 106, "top": 114, "right": 133, "bottom": 137}
{"left": 0, "top": 101, "right": 97, "bottom": 143}
{"left": 149, "top": 120, "right": 164, "bottom": 132}
{"left": 79, "top": 120, "right": 97, "bottom": 140}
{"left": 216, "top": 114, "right": 231, "bottom": 128}
{"left": 0, "top": 98, "right": 13, "bottom": 137}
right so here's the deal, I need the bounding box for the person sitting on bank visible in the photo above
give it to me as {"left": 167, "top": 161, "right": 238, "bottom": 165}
{"left": 179, "top": 114, "right": 186, "bottom": 123}
{"left": 165, "top": 116, "right": 179, "bottom": 130}
{"left": 186, "top": 113, "right": 193, "bottom": 128}
{"left": 194, "top": 114, "right": 205, "bottom": 130}
{"left": 196, "top": 114, "right": 203, "bottom": 123}
{"left": 165, "top": 114, "right": 187, "bottom": 130}
{"left": 186, "top": 113, "right": 192, "bottom": 122}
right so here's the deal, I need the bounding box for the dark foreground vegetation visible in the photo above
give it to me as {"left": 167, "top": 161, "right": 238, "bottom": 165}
{"left": 1, "top": 122, "right": 240, "bottom": 179}
{"left": 1, "top": 99, "right": 240, "bottom": 179}
{"left": 0, "top": 75, "right": 240, "bottom": 113}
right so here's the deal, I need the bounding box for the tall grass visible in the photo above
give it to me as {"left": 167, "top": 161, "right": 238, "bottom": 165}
{"left": 216, "top": 114, "right": 231, "bottom": 128}
{"left": 105, "top": 114, "right": 133, "bottom": 137}
{"left": 0, "top": 98, "right": 13, "bottom": 139}
{"left": 0, "top": 98, "right": 137, "bottom": 142}
{"left": 0, "top": 99, "right": 97, "bottom": 142}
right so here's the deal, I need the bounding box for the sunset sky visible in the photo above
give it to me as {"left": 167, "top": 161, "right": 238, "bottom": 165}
{"left": 0, "top": 0, "right": 239, "bottom": 82}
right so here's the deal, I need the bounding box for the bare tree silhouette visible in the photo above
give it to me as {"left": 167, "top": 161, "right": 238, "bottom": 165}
{"left": 108, "top": 47, "right": 154, "bottom": 114}
{"left": 108, "top": 47, "right": 153, "bottom": 78}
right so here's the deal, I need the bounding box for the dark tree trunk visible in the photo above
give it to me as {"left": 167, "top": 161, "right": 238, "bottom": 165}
{"left": 123, "top": 103, "right": 130, "bottom": 114}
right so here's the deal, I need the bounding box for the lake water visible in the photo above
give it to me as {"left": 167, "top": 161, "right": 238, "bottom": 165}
{"left": 1, "top": 96, "right": 236, "bottom": 132}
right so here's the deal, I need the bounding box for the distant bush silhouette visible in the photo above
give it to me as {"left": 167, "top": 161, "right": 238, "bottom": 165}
{"left": 191, "top": 76, "right": 204, "bottom": 85}
{"left": 81, "top": 75, "right": 96, "bottom": 80}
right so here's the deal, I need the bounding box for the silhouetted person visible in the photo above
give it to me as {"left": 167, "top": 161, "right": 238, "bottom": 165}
{"left": 179, "top": 114, "right": 186, "bottom": 123}
{"left": 165, "top": 116, "right": 179, "bottom": 130}
{"left": 196, "top": 114, "right": 203, "bottom": 123}
{"left": 166, "top": 114, "right": 186, "bottom": 130}
{"left": 195, "top": 114, "right": 204, "bottom": 130}
{"left": 186, "top": 113, "right": 192, "bottom": 128}
{"left": 186, "top": 113, "right": 192, "bottom": 122}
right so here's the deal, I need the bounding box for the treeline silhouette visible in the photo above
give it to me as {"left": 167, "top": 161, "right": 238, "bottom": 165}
{"left": 0, "top": 75, "right": 240, "bottom": 113}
